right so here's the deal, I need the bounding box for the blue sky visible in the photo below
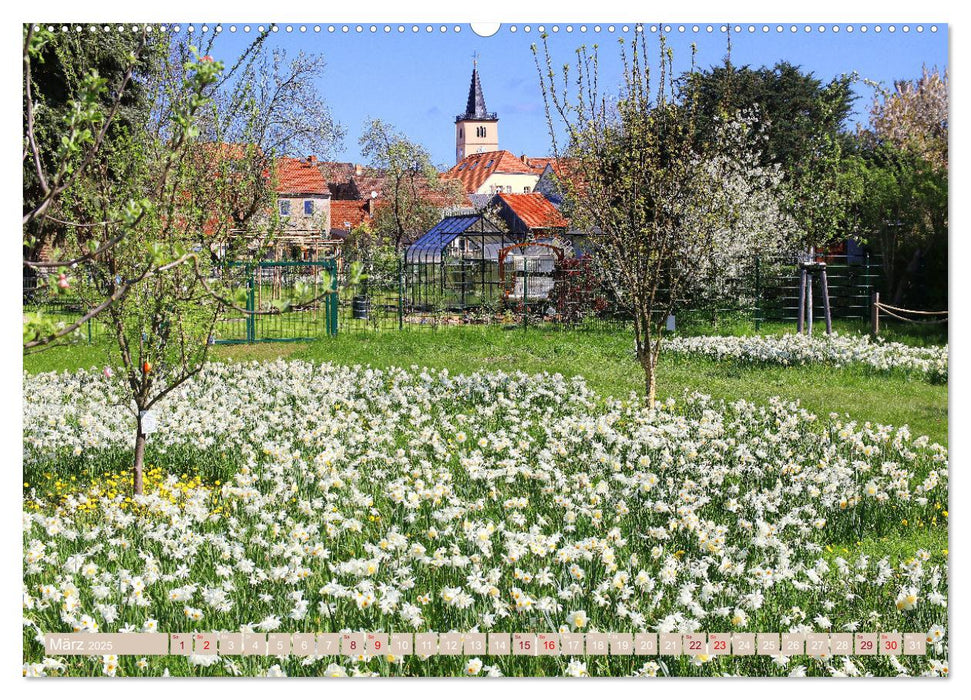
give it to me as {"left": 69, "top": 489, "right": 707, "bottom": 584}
{"left": 202, "top": 23, "right": 948, "bottom": 166}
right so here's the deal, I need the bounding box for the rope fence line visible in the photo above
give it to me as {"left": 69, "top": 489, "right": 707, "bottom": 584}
{"left": 871, "top": 292, "right": 948, "bottom": 335}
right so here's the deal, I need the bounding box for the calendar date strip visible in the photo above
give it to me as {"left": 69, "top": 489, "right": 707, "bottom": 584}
{"left": 43, "top": 631, "right": 928, "bottom": 658}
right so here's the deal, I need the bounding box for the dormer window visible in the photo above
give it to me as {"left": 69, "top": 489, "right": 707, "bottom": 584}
{"left": 279, "top": 200, "right": 291, "bottom": 216}
{"left": 304, "top": 200, "right": 315, "bottom": 215}
{"left": 485, "top": 159, "right": 494, "bottom": 168}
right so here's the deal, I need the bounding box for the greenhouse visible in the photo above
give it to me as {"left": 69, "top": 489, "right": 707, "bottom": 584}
{"left": 403, "top": 213, "right": 518, "bottom": 311}
{"left": 402, "top": 213, "right": 586, "bottom": 315}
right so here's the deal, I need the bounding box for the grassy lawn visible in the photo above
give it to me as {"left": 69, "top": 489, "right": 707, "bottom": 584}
{"left": 24, "top": 321, "right": 948, "bottom": 445}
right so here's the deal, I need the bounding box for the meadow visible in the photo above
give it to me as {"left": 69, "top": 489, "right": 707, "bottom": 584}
{"left": 25, "top": 321, "right": 949, "bottom": 444}
{"left": 22, "top": 322, "right": 949, "bottom": 677}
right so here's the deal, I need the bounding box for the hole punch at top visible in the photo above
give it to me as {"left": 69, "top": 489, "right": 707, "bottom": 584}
{"left": 471, "top": 23, "right": 500, "bottom": 37}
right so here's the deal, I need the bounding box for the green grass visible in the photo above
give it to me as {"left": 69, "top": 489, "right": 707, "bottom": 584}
{"left": 24, "top": 321, "right": 948, "bottom": 445}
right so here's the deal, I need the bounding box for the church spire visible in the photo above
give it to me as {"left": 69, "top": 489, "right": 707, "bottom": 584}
{"left": 454, "top": 58, "right": 499, "bottom": 163}
{"left": 457, "top": 58, "right": 496, "bottom": 122}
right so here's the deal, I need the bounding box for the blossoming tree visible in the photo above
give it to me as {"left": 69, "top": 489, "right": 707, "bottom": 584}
{"left": 534, "top": 31, "right": 793, "bottom": 405}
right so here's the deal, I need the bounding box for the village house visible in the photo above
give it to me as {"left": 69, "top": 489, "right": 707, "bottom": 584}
{"left": 533, "top": 160, "right": 574, "bottom": 210}
{"left": 260, "top": 155, "right": 340, "bottom": 260}
{"left": 444, "top": 64, "right": 541, "bottom": 196}
{"left": 445, "top": 150, "right": 542, "bottom": 196}
{"left": 229, "top": 63, "right": 574, "bottom": 263}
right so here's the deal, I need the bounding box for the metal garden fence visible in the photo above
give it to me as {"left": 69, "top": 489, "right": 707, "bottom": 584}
{"left": 212, "top": 260, "right": 338, "bottom": 344}
{"left": 23, "top": 252, "right": 883, "bottom": 343}
{"left": 23, "top": 260, "right": 339, "bottom": 345}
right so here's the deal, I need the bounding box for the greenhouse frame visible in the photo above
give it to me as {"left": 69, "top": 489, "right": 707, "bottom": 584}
{"left": 403, "top": 213, "right": 583, "bottom": 314}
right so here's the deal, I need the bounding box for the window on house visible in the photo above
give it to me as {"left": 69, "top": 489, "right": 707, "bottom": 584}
{"left": 279, "top": 200, "right": 291, "bottom": 216}
{"left": 477, "top": 126, "right": 486, "bottom": 138}
{"left": 459, "top": 128, "right": 463, "bottom": 138}
{"left": 524, "top": 186, "right": 531, "bottom": 193}
{"left": 304, "top": 200, "right": 314, "bottom": 215}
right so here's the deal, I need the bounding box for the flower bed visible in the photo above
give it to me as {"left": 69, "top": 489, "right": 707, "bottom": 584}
{"left": 663, "top": 333, "right": 948, "bottom": 382}
{"left": 23, "top": 362, "right": 948, "bottom": 677}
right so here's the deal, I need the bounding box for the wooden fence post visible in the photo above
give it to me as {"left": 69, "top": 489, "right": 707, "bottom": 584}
{"left": 797, "top": 266, "right": 807, "bottom": 334}
{"left": 820, "top": 266, "right": 833, "bottom": 335}
{"left": 871, "top": 291, "right": 880, "bottom": 338}
{"left": 806, "top": 271, "right": 814, "bottom": 336}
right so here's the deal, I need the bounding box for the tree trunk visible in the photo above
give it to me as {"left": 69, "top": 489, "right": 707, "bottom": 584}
{"left": 893, "top": 247, "right": 924, "bottom": 307}
{"left": 645, "top": 360, "right": 657, "bottom": 409}
{"left": 133, "top": 416, "right": 146, "bottom": 495}
{"left": 641, "top": 349, "right": 658, "bottom": 409}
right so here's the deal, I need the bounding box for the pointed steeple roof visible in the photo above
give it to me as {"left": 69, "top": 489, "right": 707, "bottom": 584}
{"left": 456, "top": 64, "right": 497, "bottom": 122}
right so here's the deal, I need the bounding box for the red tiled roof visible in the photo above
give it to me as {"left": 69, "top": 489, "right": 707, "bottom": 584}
{"left": 193, "top": 143, "right": 267, "bottom": 236}
{"left": 330, "top": 199, "right": 371, "bottom": 233}
{"left": 498, "top": 193, "right": 569, "bottom": 229}
{"left": 198, "top": 142, "right": 263, "bottom": 159}
{"left": 444, "top": 150, "right": 538, "bottom": 193}
{"left": 537, "top": 157, "right": 587, "bottom": 198}
{"left": 353, "top": 173, "right": 387, "bottom": 200}
{"left": 275, "top": 156, "right": 329, "bottom": 195}
{"left": 418, "top": 185, "right": 471, "bottom": 208}
{"left": 350, "top": 167, "right": 467, "bottom": 208}
{"left": 519, "top": 155, "right": 559, "bottom": 173}
{"left": 545, "top": 158, "right": 579, "bottom": 179}
{"left": 317, "top": 162, "right": 388, "bottom": 201}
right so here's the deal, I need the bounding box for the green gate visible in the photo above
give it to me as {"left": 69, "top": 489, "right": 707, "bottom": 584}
{"left": 214, "top": 260, "right": 338, "bottom": 344}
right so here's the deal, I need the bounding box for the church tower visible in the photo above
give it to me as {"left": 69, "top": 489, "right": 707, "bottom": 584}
{"left": 455, "top": 59, "right": 498, "bottom": 163}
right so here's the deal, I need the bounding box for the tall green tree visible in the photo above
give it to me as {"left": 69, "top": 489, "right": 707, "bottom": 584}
{"left": 685, "top": 60, "right": 863, "bottom": 249}
{"left": 684, "top": 60, "right": 855, "bottom": 174}
{"left": 852, "top": 144, "right": 944, "bottom": 306}
{"left": 857, "top": 67, "right": 948, "bottom": 309}
{"left": 23, "top": 25, "right": 166, "bottom": 253}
